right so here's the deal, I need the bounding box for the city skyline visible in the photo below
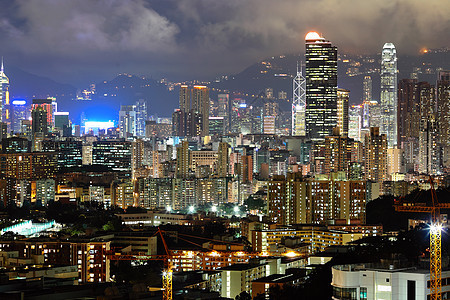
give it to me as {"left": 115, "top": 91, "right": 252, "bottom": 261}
{"left": 0, "top": 0, "right": 448, "bottom": 85}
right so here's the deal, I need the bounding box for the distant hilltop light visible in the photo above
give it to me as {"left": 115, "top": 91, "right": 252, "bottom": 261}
{"left": 305, "top": 31, "right": 322, "bottom": 40}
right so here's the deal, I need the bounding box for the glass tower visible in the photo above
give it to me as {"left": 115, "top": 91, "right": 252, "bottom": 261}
{"left": 305, "top": 32, "right": 338, "bottom": 141}
{"left": 380, "top": 43, "right": 398, "bottom": 148}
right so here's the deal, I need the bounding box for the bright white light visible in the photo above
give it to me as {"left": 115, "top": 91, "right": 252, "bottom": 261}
{"left": 234, "top": 206, "right": 239, "bottom": 213}
{"left": 430, "top": 223, "right": 443, "bottom": 234}
{"left": 211, "top": 205, "right": 217, "bottom": 212}
{"left": 166, "top": 206, "right": 172, "bottom": 212}
{"left": 188, "top": 206, "right": 195, "bottom": 213}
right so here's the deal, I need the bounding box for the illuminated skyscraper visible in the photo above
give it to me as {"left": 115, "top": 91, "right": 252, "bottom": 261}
{"left": 217, "top": 93, "right": 229, "bottom": 132}
{"left": 192, "top": 85, "right": 210, "bottom": 136}
{"left": 362, "top": 76, "right": 372, "bottom": 128}
{"left": 0, "top": 59, "right": 10, "bottom": 128}
{"left": 380, "top": 43, "right": 398, "bottom": 148}
{"left": 32, "top": 99, "right": 53, "bottom": 129}
{"left": 119, "top": 105, "right": 136, "bottom": 138}
{"left": 11, "top": 99, "right": 29, "bottom": 134}
{"left": 292, "top": 63, "right": 306, "bottom": 136}
{"left": 134, "top": 99, "right": 148, "bottom": 137}
{"left": 436, "top": 71, "right": 450, "bottom": 169}
{"left": 305, "top": 32, "right": 338, "bottom": 141}
{"left": 337, "top": 89, "right": 349, "bottom": 137}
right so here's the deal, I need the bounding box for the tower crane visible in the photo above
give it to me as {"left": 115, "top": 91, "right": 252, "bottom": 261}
{"left": 394, "top": 177, "right": 450, "bottom": 300}
{"left": 106, "top": 228, "right": 173, "bottom": 300}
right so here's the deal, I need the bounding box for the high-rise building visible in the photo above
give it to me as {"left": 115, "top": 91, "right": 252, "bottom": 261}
{"left": 436, "top": 71, "right": 450, "bottom": 169}
{"left": 32, "top": 99, "right": 53, "bottom": 129}
{"left": 305, "top": 32, "right": 338, "bottom": 141}
{"left": 337, "top": 89, "right": 349, "bottom": 137}
{"left": 31, "top": 107, "right": 48, "bottom": 151}
{"left": 134, "top": 99, "right": 148, "bottom": 137}
{"left": 176, "top": 141, "right": 190, "bottom": 178}
{"left": 217, "top": 94, "right": 229, "bottom": 132}
{"left": 268, "top": 173, "right": 306, "bottom": 225}
{"left": 92, "top": 141, "right": 132, "bottom": 176}
{"left": 397, "top": 79, "right": 418, "bottom": 146}
{"left": 348, "top": 105, "right": 362, "bottom": 142}
{"left": 0, "top": 59, "right": 10, "bottom": 129}
{"left": 364, "top": 127, "right": 387, "bottom": 182}
{"left": 380, "top": 43, "right": 398, "bottom": 148}
{"left": 11, "top": 99, "right": 29, "bottom": 134}
{"left": 362, "top": 76, "right": 372, "bottom": 128}
{"left": 179, "top": 85, "right": 190, "bottom": 112}
{"left": 192, "top": 86, "right": 210, "bottom": 136}
{"left": 119, "top": 105, "right": 136, "bottom": 138}
{"left": 292, "top": 63, "right": 306, "bottom": 136}
{"left": 324, "top": 128, "right": 351, "bottom": 175}
{"left": 217, "top": 142, "right": 229, "bottom": 177}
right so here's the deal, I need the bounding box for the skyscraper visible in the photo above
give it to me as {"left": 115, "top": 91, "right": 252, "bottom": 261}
{"left": 119, "top": 105, "right": 136, "bottom": 138}
{"left": 305, "top": 32, "right": 338, "bottom": 141}
{"left": 362, "top": 76, "right": 372, "bottom": 128}
{"left": 134, "top": 99, "right": 148, "bottom": 137}
{"left": 32, "top": 99, "right": 53, "bottom": 130}
{"left": 380, "top": 43, "right": 398, "bottom": 148}
{"left": 217, "top": 93, "right": 229, "bottom": 132}
{"left": 292, "top": 63, "right": 306, "bottom": 136}
{"left": 192, "top": 85, "right": 210, "bottom": 136}
{"left": 0, "top": 59, "right": 9, "bottom": 127}
{"left": 337, "top": 88, "right": 349, "bottom": 137}
{"left": 436, "top": 71, "right": 450, "bottom": 169}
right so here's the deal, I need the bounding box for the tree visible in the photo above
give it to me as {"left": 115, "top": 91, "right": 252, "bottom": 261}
{"left": 235, "top": 291, "right": 252, "bottom": 300}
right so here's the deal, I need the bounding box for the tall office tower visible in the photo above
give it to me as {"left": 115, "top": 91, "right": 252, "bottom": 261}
{"left": 305, "top": 32, "right": 338, "bottom": 141}
{"left": 436, "top": 71, "right": 450, "bottom": 168}
{"left": 363, "top": 76, "right": 372, "bottom": 102}
{"left": 380, "top": 43, "right": 398, "bottom": 148}
{"left": 292, "top": 63, "right": 306, "bottom": 136}
{"left": 348, "top": 105, "right": 362, "bottom": 141}
{"left": 32, "top": 99, "right": 54, "bottom": 129}
{"left": 92, "top": 141, "right": 132, "bottom": 175}
{"left": 362, "top": 76, "right": 372, "bottom": 128}
{"left": 134, "top": 99, "right": 148, "bottom": 137}
{"left": 176, "top": 140, "right": 190, "bottom": 178}
{"left": 31, "top": 107, "right": 48, "bottom": 151}
{"left": 11, "top": 99, "right": 29, "bottom": 134}
{"left": 263, "top": 116, "right": 275, "bottom": 134}
{"left": 364, "top": 127, "right": 388, "bottom": 183}
{"left": 337, "top": 89, "right": 349, "bottom": 137}
{"left": 397, "top": 79, "right": 418, "bottom": 146}
{"left": 0, "top": 59, "right": 9, "bottom": 126}
{"left": 324, "top": 128, "right": 350, "bottom": 174}
{"left": 217, "top": 142, "right": 229, "bottom": 177}
{"left": 217, "top": 94, "right": 229, "bottom": 132}
{"left": 179, "top": 85, "right": 190, "bottom": 112}
{"left": 192, "top": 85, "right": 210, "bottom": 136}
{"left": 119, "top": 105, "right": 136, "bottom": 138}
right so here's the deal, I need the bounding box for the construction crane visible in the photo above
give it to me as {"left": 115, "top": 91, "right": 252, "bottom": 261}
{"left": 394, "top": 177, "right": 450, "bottom": 300}
{"left": 106, "top": 228, "right": 173, "bottom": 300}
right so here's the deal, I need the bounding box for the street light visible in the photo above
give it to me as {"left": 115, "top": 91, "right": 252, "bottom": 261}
{"left": 188, "top": 206, "right": 195, "bottom": 213}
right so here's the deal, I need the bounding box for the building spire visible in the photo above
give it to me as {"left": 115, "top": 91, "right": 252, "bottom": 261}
{"left": 1, "top": 57, "right": 3, "bottom": 73}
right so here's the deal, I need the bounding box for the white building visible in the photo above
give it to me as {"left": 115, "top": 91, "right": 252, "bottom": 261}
{"left": 380, "top": 43, "right": 398, "bottom": 148}
{"left": 332, "top": 263, "right": 450, "bottom": 299}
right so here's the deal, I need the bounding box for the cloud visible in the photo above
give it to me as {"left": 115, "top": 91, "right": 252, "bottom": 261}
{"left": 0, "top": 0, "right": 448, "bottom": 83}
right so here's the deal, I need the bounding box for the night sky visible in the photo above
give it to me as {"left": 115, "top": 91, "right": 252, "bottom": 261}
{"left": 0, "top": 0, "right": 448, "bottom": 85}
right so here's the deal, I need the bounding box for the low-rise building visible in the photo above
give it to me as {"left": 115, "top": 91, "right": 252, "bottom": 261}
{"left": 331, "top": 263, "right": 450, "bottom": 300}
